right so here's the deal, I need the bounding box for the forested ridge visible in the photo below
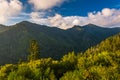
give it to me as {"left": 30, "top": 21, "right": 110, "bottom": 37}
{"left": 0, "top": 21, "right": 120, "bottom": 65}
{"left": 0, "top": 33, "right": 120, "bottom": 80}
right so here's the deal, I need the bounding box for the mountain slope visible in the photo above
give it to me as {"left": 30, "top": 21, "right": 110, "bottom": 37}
{"left": 0, "top": 32, "right": 120, "bottom": 80}
{"left": 66, "top": 24, "right": 120, "bottom": 51}
{"left": 86, "top": 33, "right": 120, "bottom": 54}
{"left": 0, "top": 21, "right": 120, "bottom": 64}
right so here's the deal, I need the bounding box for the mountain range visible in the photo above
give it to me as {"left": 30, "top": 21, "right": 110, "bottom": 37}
{"left": 0, "top": 21, "right": 120, "bottom": 65}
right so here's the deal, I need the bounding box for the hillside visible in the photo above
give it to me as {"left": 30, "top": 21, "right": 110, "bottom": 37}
{"left": 0, "top": 21, "right": 120, "bottom": 64}
{"left": 0, "top": 33, "right": 119, "bottom": 80}
{"left": 86, "top": 33, "right": 120, "bottom": 54}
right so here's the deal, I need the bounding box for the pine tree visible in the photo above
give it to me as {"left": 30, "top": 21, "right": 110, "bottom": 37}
{"left": 27, "top": 40, "right": 40, "bottom": 61}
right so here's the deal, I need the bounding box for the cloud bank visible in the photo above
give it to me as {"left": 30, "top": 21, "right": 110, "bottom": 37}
{"left": 30, "top": 12, "right": 50, "bottom": 25}
{"left": 30, "top": 8, "right": 120, "bottom": 29}
{"left": 0, "top": 0, "right": 23, "bottom": 24}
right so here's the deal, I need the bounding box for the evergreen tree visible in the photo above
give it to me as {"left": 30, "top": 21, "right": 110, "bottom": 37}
{"left": 28, "top": 40, "right": 40, "bottom": 61}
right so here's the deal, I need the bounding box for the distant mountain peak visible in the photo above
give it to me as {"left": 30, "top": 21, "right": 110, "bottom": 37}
{"left": 17, "top": 21, "right": 48, "bottom": 27}
{"left": 68, "top": 25, "right": 82, "bottom": 31}
{"left": 73, "top": 25, "right": 82, "bottom": 30}
{"left": 14, "top": 21, "right": 31, "bottom": 27}
{"left": 19, "top": 21, "right": 32, "bottom": 24}
{"left": 82, "top": 23, "right": 103, "bottom": 29}
{"left": 0, "top": 24, "right": 5, "bottom": 27}
{"left": 84, "top": 23, "right": 99, "bottom": 27}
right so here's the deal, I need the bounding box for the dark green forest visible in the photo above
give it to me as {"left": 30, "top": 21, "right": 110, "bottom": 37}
{"left": 0, "top": 33, "right": 120, "bottom": 80}
{"left": 0, "top": 21, "right": 120, "bottom": 65}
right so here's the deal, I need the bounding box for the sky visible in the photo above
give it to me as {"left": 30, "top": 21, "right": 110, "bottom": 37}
{"left": 0, "top": 0, "right": 120, "bottom": 29}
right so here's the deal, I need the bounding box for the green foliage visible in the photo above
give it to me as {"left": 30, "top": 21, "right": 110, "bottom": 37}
{"left": 0, "top": 32, "right": 120, "bottom": 80}
{"left": 86, "top": 33, "right": 120, "bottom": 55}
{"left": 0, "top": 50, "right": 119, "bottom": 80}
{"left": 28, "top": 40, "right": 40, "bottom": 61}
{"left": 61, "top": 34, "right": 120, "bottom": 80}
{"left": 60, "top": 70, "right": 84, "bottom": 80}
{"left": 61, "top": 52, "right": 77, "bottom": 70}
{"left": 62, "top": 52, "right": 77, "bottom": 63}
{"left": 0, "top": 64, "right": 16, "bottom": 80}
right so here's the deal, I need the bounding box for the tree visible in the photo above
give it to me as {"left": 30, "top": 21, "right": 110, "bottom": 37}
{"left": 28, "top": 40, "right": 40, "bottom": 61}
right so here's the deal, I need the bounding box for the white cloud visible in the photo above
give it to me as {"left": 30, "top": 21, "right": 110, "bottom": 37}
{"left": 88, "top": 8, "right": 120, "bottom": 27}
{"left": 30, "top": 12, "right": 46, "bottom": 19}
{"left": 0, "top": 0, "right": 23, "bottom": 24}
{"left": 30, "top": 12, "right": 50, "bottom": 25}
{"left": 72, "top": 19, "right": 80, "bottom": 25}
{"left": 28, "top": 0, "right": 65, "bottom": 10}
{"left": 29, "top": 8, "right": 120, "bottom": 29}
{"left": 102, "top": 8, "right": 113, "bottom": 17}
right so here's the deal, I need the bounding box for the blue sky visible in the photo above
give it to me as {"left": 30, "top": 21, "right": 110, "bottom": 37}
{"left": 53, "top": 0, "right": 120, "bottom": 16}
{"left": 20, "top": 0, "right": 120, "bottom": 16}
{"left": 0, "top": 0, "right": 120, "bottom": 29}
